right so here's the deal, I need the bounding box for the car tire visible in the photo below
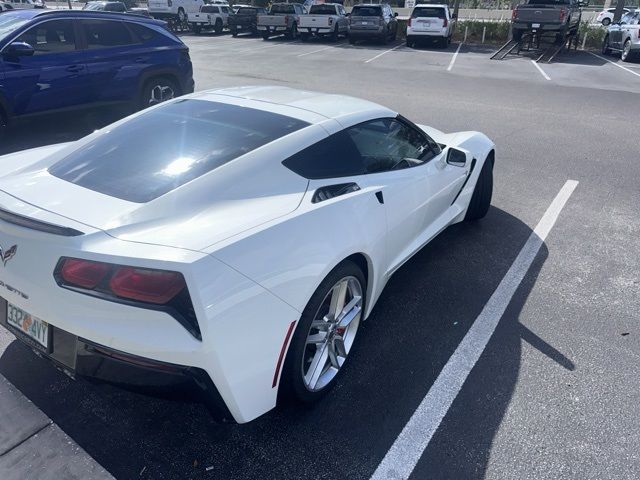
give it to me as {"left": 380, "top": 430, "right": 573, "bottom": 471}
{"left": 602, "top": 35, "right": 612, "bottom": 55}
{"left": 349, "top": 36, "right": 356, "bottom": 45}
{"left": 0, "top": 107, "right": 8, "bottom": 142}
{"left": 231, "top": 27, "right": 238, "bottom": 37}
{"left": 214, "top": 18, "right": 223, "bottom": 34}
{"left": 262, "top": 32, "right": 270, "bottom": 40}
{"left": 287, "top": 22, "right": 298, "bottom": 40}
{"left": 602, "top": 18, "right": 611, "bottom": 26}
{"left": 331, "top": 25, "right": 339, "bottom": 42}
{"left": 512, "top": 29, "right": 523, "bottom": 42}
{"left": 406, "top": 36, "right": 414, "bottom": 48}
{"left": 177, "top": 8, "right": 186, "bottom": 24}
{"left": 139, "top": 77, "right": 179, "bottom": 110}
{"left": 279, "top": 260, "right": 366, "bottom": 404}
{"left": 621, "top": 39, "right": 634, "bottom": 62}
{"left": 300, "top": 32, "right": 309, "bottom": 42}
{"left": 465, "top": 155, "right": 493, "bottom": 221}
{"left": 192, "top": 24, "right": 201, "bottom": 35}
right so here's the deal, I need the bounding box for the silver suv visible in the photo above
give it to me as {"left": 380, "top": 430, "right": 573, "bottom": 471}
{"left": 348, "top": 3, "right": 398, "bottom": 45}
{"left": 602, "top": 10, "right": 640, "bottom": 62}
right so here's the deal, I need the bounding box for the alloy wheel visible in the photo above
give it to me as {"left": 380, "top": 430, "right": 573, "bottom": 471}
{"left": 148, "top": 85, "right": 175, "bottom": 106}
{"left": 301, "top": 276, "right": 363, "bottom": 392}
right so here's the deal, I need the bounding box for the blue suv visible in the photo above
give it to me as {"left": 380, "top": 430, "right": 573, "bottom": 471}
{"left": 0, "top": 10, "right": 194, "bottom": 137}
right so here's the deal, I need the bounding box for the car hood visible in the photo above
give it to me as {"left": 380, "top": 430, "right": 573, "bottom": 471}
{"left": 0, "top": 143, "right": 309, "bottom": 252}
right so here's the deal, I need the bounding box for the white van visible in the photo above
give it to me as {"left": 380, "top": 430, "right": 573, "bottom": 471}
{"left": 148, "top": 0, "right": 223, "bottom": 22}
{"left": 5, "top": 0, "right": 45, "bottom": 9}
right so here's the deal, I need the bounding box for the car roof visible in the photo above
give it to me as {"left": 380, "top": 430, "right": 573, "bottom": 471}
{"left": 194, "top": 86, "right": 396, "bottom": 126}
{"left": 414, "top": 4, "right": 449, "bottom": 7}
{"left": 21, "top": 9, "right": 165, "bottom": 26}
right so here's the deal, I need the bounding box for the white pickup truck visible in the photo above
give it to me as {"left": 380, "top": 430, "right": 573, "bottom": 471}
{"left": 257, "top": 3, "right": 307, "bottom": 40}
{"left": 298, "top": 3, "right": 349, "bottom": 41}
{"left": 190, "top": 4, "right": 232, "bottom": 34}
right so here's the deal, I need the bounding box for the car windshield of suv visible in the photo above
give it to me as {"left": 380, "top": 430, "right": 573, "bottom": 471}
{"left": 309, "top": 4, "right": 336, "bottom": 14}
{"left": 49, "top": 99, "right": 310, "bottom": 203}
{"left": 0, "top": 11, "right": 33, "bottom": 42}
{"left": 412, "top": 7, "right": 445, "bottom": 18}
{"left": 270, "top": 4, "right": 295, "bottom": 14}
{"left": 351, "top": 6, "right": 381, "bottom": 16}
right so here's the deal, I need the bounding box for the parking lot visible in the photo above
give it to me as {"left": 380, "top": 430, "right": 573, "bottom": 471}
{"left": 1, "top": 30, "right": 639, "bottom": 480}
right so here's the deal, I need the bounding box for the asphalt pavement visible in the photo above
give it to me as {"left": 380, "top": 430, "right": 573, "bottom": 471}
{"left": 0, "top": 34, "right": 638, "bottom": 480}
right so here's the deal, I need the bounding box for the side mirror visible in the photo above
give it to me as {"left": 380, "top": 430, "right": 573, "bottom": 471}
{"left": 345, "top": 12, "right": 350, "bottom": 17}
{"left": 4, "top": 42, "right": 35, "bottom": 58}
{"left": 393, "top": 12, "right": 398, "bottom": 17}
{"left": 451, "top": 13, "right": 458, "bottom": 19}
{"left": 446, "top": 148, "right": 467, "bottom": 167}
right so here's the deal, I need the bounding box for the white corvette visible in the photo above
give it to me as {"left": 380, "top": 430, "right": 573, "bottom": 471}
{"left": 0, "top": 87, "right": 494, "bottom": 423}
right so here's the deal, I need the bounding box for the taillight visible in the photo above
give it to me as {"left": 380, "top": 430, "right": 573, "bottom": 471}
{"left": 512, "top": 9, "right": 518, "bottom": 20}
{"left": 637, "top": 28, "right": 640, "bottom": 39}
{"left": 56, "top": 258, "right": 186, "bottom": 305}
{"left": 109, "top": 267, "right": 186, "bottom": 304}
{"left": 408, "top": 18, "right": 411, "bottom": 27}
{"left": 284, "top": 15, "right": 289, "bottom": 24}
{"left": 559, "top": 8, "right": 566, "bottom": 21}
{"left": 379, "top": 17, "right": 384, "bottom": 26}
{"left": 443, "top": 17, "right": 448, "bottom": 27}
{"left": 61, "top": 259, "right": 110, "bottom": 289}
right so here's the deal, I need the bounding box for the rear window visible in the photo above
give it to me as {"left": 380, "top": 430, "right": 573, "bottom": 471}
{"left": 411, "top": 7, "right": 445, "bottom": 18}
{"left": 201, "top": 5, "right": 219, "bottom": 13}
{"left": 49, "top": 100, "right": 309, "bottom": 203}
{"left": 309, "top": 4, "right": 336, "bottom": 14}
{"left": 270, "top": 4, "right": 295, "bottom": 14}
{"left": 351, "top": 6, "right": 381, "bottom": 16}
{"left": 236, "top": 7, "right": 256, "bottom": 14}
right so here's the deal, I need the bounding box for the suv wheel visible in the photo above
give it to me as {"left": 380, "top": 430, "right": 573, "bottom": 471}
{"left": 139, "top": 77, "right": 179, "bottom": 110}
{"left": 602, "top": 35, "right": 612, "bottom": 55}
{"left": 602, "top": 18, "right": 611, "bottom": 26}
{"left": 621, "top": 39, "right": 634, "bottom": 62}
{"left": 0, "top": 108, "right": 8, "bottom": 142}
{"left": 214, "top": 18, "right": 223, "bottom": 34}
{"left": 177, "top": 8, "right": 187, "bottom": 24}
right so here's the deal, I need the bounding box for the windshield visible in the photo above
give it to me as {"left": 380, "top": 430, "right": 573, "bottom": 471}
{"left": 525, "top": 0, "right": 570, "bottom": 4}
{"left": 0, "top": 11, "right": 34, "bottom": 42}
{"left": 49, "top": 99, "right": 309, "bottom": 203}
{"left": 309, "top": 5, "right": 336, "bottom": 14}
{"left": 270, "top": 5, "right": 295, "bottom": 14}
{"left": 351, "top": 6, "right": 381, "bottom": 16}
{"left": 411, "top": 7, "right": 445, "bottom": 18}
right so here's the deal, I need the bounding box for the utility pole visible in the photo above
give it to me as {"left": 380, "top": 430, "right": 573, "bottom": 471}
{"left": 612, "top": 0, "right": 626, "bottom": 23}
{"left": 67, "top": 0, "right": 73, "bottom": 9}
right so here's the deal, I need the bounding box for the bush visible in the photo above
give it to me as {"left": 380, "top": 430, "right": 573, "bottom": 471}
{"left": 579, "top": 23, "right": 607, "bottom": 50}
{"left": 452, "top": 20, "right": 510, "bottom": 44}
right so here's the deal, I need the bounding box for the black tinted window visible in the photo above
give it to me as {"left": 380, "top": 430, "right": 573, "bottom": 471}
{"left": 82, "top": 20, "right": 134, "bottom": 48}
{"left": 309, "top": 4, "right": 336, "bottom": 14}
{"left": 412, "top": 7, "right": 446, "bottom": 18}
{"left": 49, "top": 100, "right": 310, "bottom": 203}
{"left": 351, "top": 6, "right": 382, "bottom": 16}
{"left": 16, "top": 20, "right": 76, "bottom": 55}
{"left": 237, "top": 7, "right": 256, "bottom": 14}
{"left": 284, "top": 118, "right": 434, "bottom": 179}
{"left": 128, "top": 22, "right": 158, "bottom": 42}
{"left": 270, "top": 4, "right": 295, "bottom": 13}
{"left": 201, "top": 6, "right": 218, "bottom": 13}
{"left": 105, "top": 2, "right": 126, "bottom": 11}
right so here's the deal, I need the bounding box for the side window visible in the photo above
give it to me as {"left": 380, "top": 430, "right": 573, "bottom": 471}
{"left": 221, "top": 7, "right": 230, "bottom": 14}
{"left": 82, "top": 20, "right": 135, "bottom": 49}
{"left": 128, "top": 23, "right": 158, "bottom": 42}
{"left": 347, "top": 118, "right": 434, "bottom": 174}
{"left": 15, "top": 20, "right": 77, "bottom": 55}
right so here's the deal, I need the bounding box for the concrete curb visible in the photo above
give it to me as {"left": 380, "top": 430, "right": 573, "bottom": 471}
{"left": 0, "top": 374, "right": 114, "bottom": 480}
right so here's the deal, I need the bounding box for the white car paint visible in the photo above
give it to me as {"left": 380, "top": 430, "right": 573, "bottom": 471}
{"left": 595, "top": 7, "right": 631, "bottom": 25}
{"left": 406, "top": 4, "right": 455, "bottom": 43}
{"left": 0, "top": 86, "right": 494, "bottom": 423}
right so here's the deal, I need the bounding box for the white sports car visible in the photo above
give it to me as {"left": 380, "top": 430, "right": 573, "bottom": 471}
{"left": 0, "top": 87, "right": 494, "bottom": 423}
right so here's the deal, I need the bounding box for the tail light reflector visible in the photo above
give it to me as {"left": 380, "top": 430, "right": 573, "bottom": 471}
{"left": 408, "top": 18, "right": 412, "bottom": 27}
{"left": 559, "top": 8, "right": 566, "bottom": 22}
{"left": 109, "top": 267, "right": 186, "bottom": 304}
{"left": 443, "top": 17, "right": 448, "bottom": 27}
{"left": 61, "top": 259, "right": 110, "bottom": 289}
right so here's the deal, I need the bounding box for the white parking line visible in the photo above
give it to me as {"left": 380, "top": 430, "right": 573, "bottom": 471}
{"left": 589, "top": 52, "right": 640, "bottom": 78}
{"left": 297, "top": 46, "right": 333, "bottom": 57}
{"left": 236, "top": 41, "right": 301, "bottom": 55}
{"left": 531, "top": 60, "right": 551, "bottom": 81}
{"left": 446, "top": 43, "right": 463, "bottom": 71}
{"left": 370, "top": 179, "right": 579, "bottom": 480}
{"left": 364, "top": 45, "right": 402, "bottom": 63}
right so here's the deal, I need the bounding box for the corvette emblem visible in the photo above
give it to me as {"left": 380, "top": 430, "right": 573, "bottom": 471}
{"left": 0, "top": 244, "right": 17, "bottom": 266}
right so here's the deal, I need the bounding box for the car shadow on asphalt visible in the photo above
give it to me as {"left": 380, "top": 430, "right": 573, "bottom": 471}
{"left": 0, "top": 204, "right": 575, "bottom": 480}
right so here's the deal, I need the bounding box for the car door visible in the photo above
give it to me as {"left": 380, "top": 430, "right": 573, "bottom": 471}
{"left": 2, "top": 19, "right": 90, "bottom": 116}
{"left": 80, "top": 18, "right": 143, "bottom": 106}
{"left": 345, "top": 117, "right": 467, "bottom": 274}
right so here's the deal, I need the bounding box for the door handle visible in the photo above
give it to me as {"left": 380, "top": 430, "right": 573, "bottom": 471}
{"left": 66, "top": 65, "right": 83, "bottom": 73}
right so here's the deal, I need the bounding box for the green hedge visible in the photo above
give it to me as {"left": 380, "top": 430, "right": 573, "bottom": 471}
{"left": 452, "top": 20, "right": 511, "bottom": 44}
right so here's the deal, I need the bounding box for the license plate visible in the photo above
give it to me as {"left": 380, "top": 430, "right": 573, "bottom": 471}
{"left": 6, "top": 302, "right": 49, "bottom": 349}
{"left": 420, "top": 20, "right": 431, "bottom": 25}
{"left": 362, "top": 21, "right": 369, "bottom": 25}
{"left": 532, "top": 23, "right": 540, "bottom": 28}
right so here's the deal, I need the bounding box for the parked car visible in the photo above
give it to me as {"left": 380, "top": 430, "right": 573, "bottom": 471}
{"left": 83, "top": 1, "right": 128, "bottom": 13}
{"left": 148, "top": 0, "right": 205, "bottom": 22}
{"left": 257, "top": 2, "right": 306, "bottom": 40}
{"left": 232, "top": 3, "right": 251, "bottom": 14}
{"left": 511, "top": 0, "right": 585, "bottom": 43}
{"left": 190, "top": 4, "right": 231, "bottom": 34}
{"left": 229, "top": 5, "right": 267, "bottom": 36}
{"left": 0, "top": 10, "right": 194, "bottom": 139}
{"left": 298, "top": 3, "right": 348, "bottom": 41}
{"left": 602, "top": 10, "right": 640, "bottom": 62}
{"left": 595, "top": 7, "right": 631, "bottom": 26}
{"left": 348, "top": 3, "right": 398, "bottom": 45}
{"left": 406, "top": 4, "right": 456, "bottom": 48}
{"left": 0, "top": 85, "right": 495, "bottom": 423}
{"left": 4, "top": 0, "right": 45, "bottom": 9}
{"left": 0, "top": 2, "right": 15, "bottom": 12}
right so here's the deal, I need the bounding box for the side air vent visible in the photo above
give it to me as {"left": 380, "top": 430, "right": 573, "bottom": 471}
{"left": 312, "top": 183, "right": 360, "bottom": 204}
{"left": 0, "top": 207, "right": 83, "bottom": 237}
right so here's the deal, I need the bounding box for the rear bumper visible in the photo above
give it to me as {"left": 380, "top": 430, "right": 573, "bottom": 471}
{"left": 299, "top": 27, "right": 332, "bottom": 34}
{"left": 257, "top": 25, "right": 288, "bottom": 32}
{"left": 0, "top": 297, "right": 234, "bottom": 422}
{"left": 406, "top": 29, "right": 448, "bottom": 38}
{"left": 348, "top": 27, "right": 385, "bottom": 38}
{"left": 512, "top": 21, "right": 567, "bottom": 32}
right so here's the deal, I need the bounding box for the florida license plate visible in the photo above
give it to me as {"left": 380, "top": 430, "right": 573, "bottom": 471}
{"left": 532, "top": 23, "right": 541, "bottom": 28}
{"left": 6, "top": 302, "right": 49, "bottom": 349}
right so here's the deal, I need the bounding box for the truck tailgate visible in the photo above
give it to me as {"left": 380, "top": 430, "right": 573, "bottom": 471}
{"left": 299, "top": 15, "right": 331, "bottom": 28}
{"left": 258, "top": 15, "right": 287, "bottom": 26}
{"left": 515, "top": 6, "right": 563, "bottom": 23}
